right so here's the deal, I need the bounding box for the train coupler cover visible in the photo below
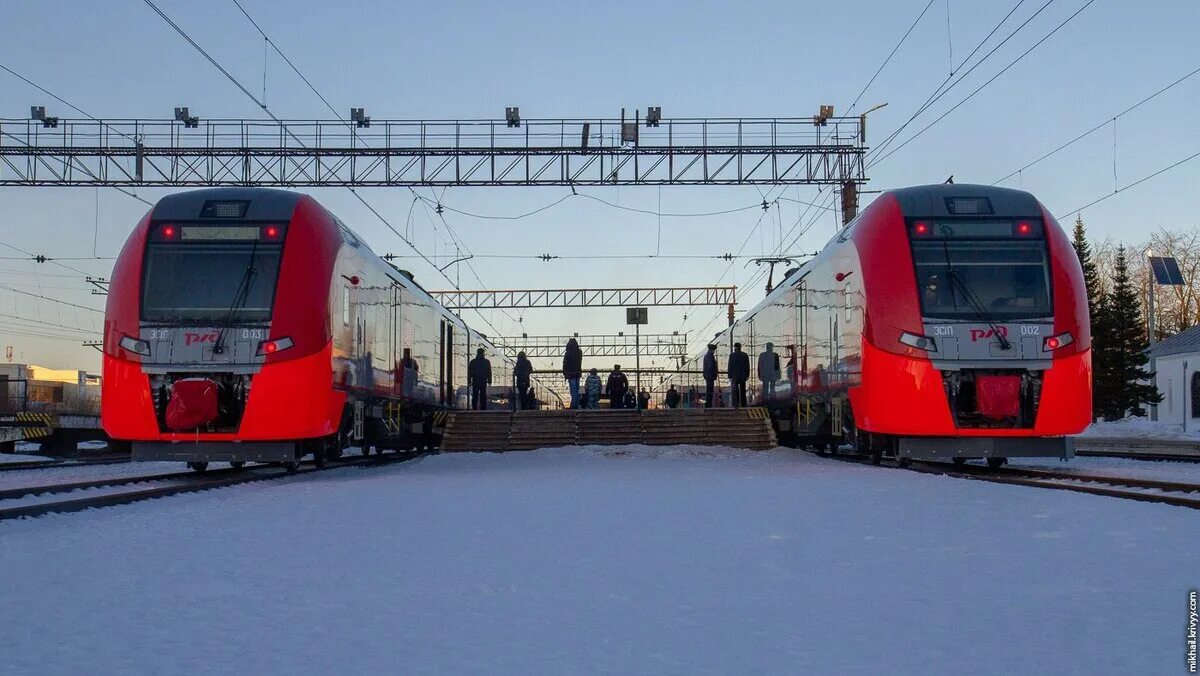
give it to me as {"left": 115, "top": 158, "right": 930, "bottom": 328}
{"left": 165, "top": 378, "right": 220, "bottom": 431}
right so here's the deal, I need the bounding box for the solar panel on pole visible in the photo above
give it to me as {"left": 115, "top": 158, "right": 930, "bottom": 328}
{"left": 1149, "top": 256, "right": 1185, "bottom": 286}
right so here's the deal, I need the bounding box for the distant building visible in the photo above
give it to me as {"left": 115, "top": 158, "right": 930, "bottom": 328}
{"left": 1146, "top": 327, "right": 1200, "bottom": 430}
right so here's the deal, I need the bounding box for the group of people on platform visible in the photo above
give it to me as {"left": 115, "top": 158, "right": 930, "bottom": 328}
{"left": 702, "top": 341, "right": 781, "bottom": 408}
{"left": 464, "top": 337, "right": 785, "bottom": 411}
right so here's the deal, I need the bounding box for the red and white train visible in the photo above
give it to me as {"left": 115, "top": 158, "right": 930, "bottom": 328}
{"left": 674, "top": 184, "right": 1091, "bottom": 465}
{"left": 102, "top": 188, "right": 555, "bottom": 469}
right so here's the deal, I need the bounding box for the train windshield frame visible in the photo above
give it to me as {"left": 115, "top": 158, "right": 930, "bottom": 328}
{"left": 140, "top": 223, "right": 285, "bottom": 324}
{"left": 909, "top": 219, "right": 1053, "bottom": 321}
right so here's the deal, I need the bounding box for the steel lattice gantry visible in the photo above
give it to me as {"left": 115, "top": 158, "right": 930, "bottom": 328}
{"left": 493, "top": 334, "right": 688, "bottom": 358}
{"left": 430, "top": 286, "right": 736, "bottom": 309}
{"left": 0, "top": 116, "right": 866, "bottom": 187}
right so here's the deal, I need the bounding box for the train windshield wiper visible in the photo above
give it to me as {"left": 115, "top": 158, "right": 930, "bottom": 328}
{"left": 941, "top": 241, "right": 1011, "bottom": 350}
{"left": 212, "top": 241, "right": 259, "bottom": 355}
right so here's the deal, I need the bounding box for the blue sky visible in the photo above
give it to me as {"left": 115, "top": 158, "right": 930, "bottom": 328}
{"left": 2, "top": 0, "right": 1198, "bottom": 372}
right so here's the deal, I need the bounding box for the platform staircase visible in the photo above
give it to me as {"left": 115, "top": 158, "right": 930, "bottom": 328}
{"left": 440, "top": 408, "right": 777, "bottom": 452}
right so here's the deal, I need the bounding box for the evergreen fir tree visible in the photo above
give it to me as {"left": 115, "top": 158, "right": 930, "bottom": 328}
{"left": 1071, "top": 215, "right": 1102, "bottom": 320}
{"left": 1072, "top": 215, "right": 1105, "bottom": 419}
{"left": 1095, "top": 245, "right": 1161, "bottom": 419}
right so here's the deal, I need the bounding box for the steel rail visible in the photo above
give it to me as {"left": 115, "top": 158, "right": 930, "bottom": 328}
{"left": 0, "top": 451, "right": 422, "bottom": 520}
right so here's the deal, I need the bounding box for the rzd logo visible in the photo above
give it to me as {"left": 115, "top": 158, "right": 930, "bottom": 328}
{"left": 969, "top": 327, "right": 1008, "bottom": 342}
{"left": 184, "top": 331, "right": 220, "bottom": 346}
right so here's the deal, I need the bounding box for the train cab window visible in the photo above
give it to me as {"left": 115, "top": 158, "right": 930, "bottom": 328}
{"left": 342, "top": 286, "right": 351, "bottom": 326}
{"left": 141, "top": 232, "right": 283, "bottom": 324}
{"left": 910, "top": 236, "right": 1052, "bottom": 320}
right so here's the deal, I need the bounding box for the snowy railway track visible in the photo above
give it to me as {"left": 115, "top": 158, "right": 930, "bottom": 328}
{"left": 0, "top": 451, "right": 423, "bottom": 520}
{"left": 0, "top": 454, "right": 131, "bottom": 472}
{"left": 910, "top": 461, "right": 1200, "bottom": 509}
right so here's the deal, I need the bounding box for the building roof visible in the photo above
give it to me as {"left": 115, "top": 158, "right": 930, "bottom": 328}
{"left": 1147, "top": 325, "right": 1200, "bottom": 358}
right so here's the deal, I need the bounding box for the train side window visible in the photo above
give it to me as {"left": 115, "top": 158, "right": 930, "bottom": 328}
{"left": 342, "top": 286, "right": 350, "bottom": 326}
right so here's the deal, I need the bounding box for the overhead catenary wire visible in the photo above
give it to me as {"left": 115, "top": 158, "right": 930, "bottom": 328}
{"left": 205, "top": 0, "right": 516, "bottom": 339}
{"left": 864, "top": 0, "right": 1036, "bottom": 163}
{"left": 0, "top": 282, "right": 104, "bottom": 314}
{"left": 992, "top": 63, "right": 1200, "bottom": 184}
{"left": 869, "top": 0, "right": 1096, "bottom": 169}
{"left": 1057, "top": 148, "right": 1200, "bottom": 218}
{"left": 846, "top": 0, "right": 938, "bottom": 115}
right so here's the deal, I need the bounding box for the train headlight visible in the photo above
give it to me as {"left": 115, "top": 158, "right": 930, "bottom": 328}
{"left": 118, "top": 335, "right": 151, "bottom": 356}
{"left": 898, "top": 331, "right": 937, "bottom": 352}
{"left": 1042, "top": 332, "right": 1074, "bottom": 352}
{"left": 257, "top": 336, "right": 294, "bottom": 356}
{"left": 118, "top": 336, "right": 151, "bottom": 357}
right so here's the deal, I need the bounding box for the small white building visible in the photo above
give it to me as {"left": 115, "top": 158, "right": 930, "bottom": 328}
{"left": 1148, "top": 327, "right": 1200, "bottom": 431}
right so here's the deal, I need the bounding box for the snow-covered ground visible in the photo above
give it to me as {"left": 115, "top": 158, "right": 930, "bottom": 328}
{"left": 0, "top": 452, "right": 52, "bottom": 464}
{"left": 1, "top": 445, "right": 1195, "bottom": 675}
{"left": 1080, "top": 417, "right": 1200, "bottom": 441}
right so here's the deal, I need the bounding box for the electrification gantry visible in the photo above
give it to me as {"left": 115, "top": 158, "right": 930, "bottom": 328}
{"left": 0, "top": 115, "right": 866, "bottom": 188}
{"left": 430, "top": 286, "right": 736, "bottom": 310}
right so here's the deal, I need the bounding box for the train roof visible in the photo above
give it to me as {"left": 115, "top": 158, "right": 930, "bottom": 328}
{"left": 150, "top": 187, "right": 305, "bottom": 221}
{"left": 889, "top": 183, "right": 1043, "bottom": 219}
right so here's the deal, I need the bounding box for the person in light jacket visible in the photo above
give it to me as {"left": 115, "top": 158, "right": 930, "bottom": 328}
{"left": 584, "top": 368, "right": 602, "bottom": 409}
{"left": 758, "top": 342, "right": 781, "bottom": 400}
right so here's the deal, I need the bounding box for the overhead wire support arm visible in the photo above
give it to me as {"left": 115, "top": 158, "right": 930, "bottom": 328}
{"left": 0, "top": 116, "right": 867, "bottom": 187}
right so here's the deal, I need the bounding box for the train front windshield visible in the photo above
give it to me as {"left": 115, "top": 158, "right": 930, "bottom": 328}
{"left": 910, "top": 221, "right": 1052, "bottom": 321}
{"left": 141, "top": 224, "right": 285, "bottom": 323}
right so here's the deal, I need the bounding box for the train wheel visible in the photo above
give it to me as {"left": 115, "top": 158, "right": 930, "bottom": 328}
{"left": 229, "top": 461, "right": 245, "bottom": 469}
{"left": 187, "top": 461, "right": 209, "bottom": 472}
{"left": 987, "top": 457, "right": 1007, "bottom": 469}
{"left": 313, "top": 443, "right": 326, "bottom": 468}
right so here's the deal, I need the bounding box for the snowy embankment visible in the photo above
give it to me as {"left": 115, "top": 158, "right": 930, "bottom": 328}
{"left": 1080, "top": 417, "right": 1200, "bottom": 441}
{"left": 1, "top": 445, "right": 1194, "bottom": 674}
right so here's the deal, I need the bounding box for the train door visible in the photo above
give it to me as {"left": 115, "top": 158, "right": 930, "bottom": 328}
{"left": 438, "top": 319, "right": 447, "bottom": 406}
{"left": 445, "top": 322, "right": 455, "bottom": 406}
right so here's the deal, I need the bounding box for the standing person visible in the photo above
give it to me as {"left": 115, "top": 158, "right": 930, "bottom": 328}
{"left": 584, "top": 368, "right": 602, "bottom": 409}
{"left": 637, "top": 389, "right": 651, "bottom": 411}
{"left": 606, "top": 365, "right": 629, "bottom": 409}
{"left": 468, "top": 347, "right": 492, "bottom": 410}
{"left": 562, "top": 338, "right": 583, "bottom": 409}
{"left": 727, "top": 342, "right": 750, "bottom": 408}
{"left": 757, "top": 342, "right": 781, "bottom": 401}
{"left": 702, "top": 343, "right": 719, "bottom": 408}
{"left": 665, "top": 385, "right": 681, "bottom": 409}
{"left": 514, "top": 351, "right": 534, "bottom": 410}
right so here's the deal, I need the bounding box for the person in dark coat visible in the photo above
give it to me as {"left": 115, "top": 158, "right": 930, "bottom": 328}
{"left": 468, "top": 347, "right": 492, "bottom": 410}
{"left": 757, "top": 342, "right": 781, "bottom": 400}
{"left": 624, "top": 390, "right": 637, "bottom": 410}
{"left": 665, "top": 385, "right": 681, "bottom": 409}
{"left": 727, "top": 342, "right": 750, "bottom": 408}
{"left": 562, "top": 338, "right": 584, "bottom": 409}
{"left": 702, "top": 343, "right": 719, "bottom": 408}
{"left": 637, "top": 389, "right": 650, "bottom": 411}
{"left": 606, "top": 365, "right": 629, "bottom": 409}
{"left": 514, "top": 351, "right": 534, "bottom": 410}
